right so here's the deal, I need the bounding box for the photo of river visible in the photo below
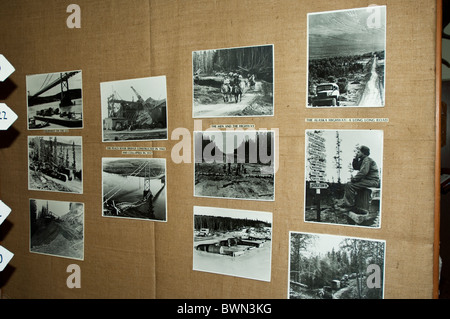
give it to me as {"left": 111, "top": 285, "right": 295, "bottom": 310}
{"left": 102, "top": 158, "right": 167, "bottom": 221}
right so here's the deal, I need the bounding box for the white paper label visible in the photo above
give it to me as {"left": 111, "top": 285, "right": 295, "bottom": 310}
{"left": 0, "top": 55, "right": 15, "bottom": 81}
{"left": 0, "top": 246, "right": 13, "bottom": 272}
{"left": 0, "top": 103, "right": 18, "bottom": 130}
{"left": 0, "top": 200, "right": 11, "bottom": 226}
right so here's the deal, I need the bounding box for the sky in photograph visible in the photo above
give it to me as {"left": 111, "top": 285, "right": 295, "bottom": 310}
{"left": 32, "top": 199, "right": 82, "bottom": 218}
{"left": 310, "top": 233, "right": 343, "bottom": 254}
{"left": 29, "top": 135, "right": 82, "bottom": 147}
{"left": 308, "top": 6, "right": 386, "bottom": 59}
{"left": 200, "top": 130, "right": 259, "bottom": 155}
{"left": 293, "top": 232, "right": 385, "bottom": 257}
{"left": 100, "top": 75, "right": 167, "bottom": 119}
{"left": 26, "top": 70, "right": 82, "bottom": 97}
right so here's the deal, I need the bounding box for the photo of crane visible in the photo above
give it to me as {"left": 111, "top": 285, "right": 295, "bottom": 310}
{"left": 26, "top": 70, "right": 83, "bottom": 130}
{"left": 101, "top": 76, "right": 168, "bottom": 142}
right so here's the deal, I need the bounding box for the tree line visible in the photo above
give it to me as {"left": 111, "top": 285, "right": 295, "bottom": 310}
{"left": 308, "top": 51, "right": 384, "bottom": 89}
{"left": 195, "top": 131, "right": 273, "bottom": 165}
{"left": 195, "top": 214, "right": 271, "bottom": 233}
{"left": 309, "top": 54, "right": 365, "bottom": 81}
{"left": 193, "top": 45, "right": 273, "bottom": 82}
{"left": 29, "top": 136, "right": 77, "bottom": 170}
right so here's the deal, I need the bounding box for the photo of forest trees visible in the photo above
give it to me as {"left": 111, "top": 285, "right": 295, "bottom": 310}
{"left": 193, "top": 45, "right": 274, "bottom": 117}
{"left": 289, "top": 232, "right": 385, "bottom": 299}
{"left": 194, "top": 130, "right": 275, "bottom": 201}
{"left": 28, "top": 136, "right": 83, "bottom": 194}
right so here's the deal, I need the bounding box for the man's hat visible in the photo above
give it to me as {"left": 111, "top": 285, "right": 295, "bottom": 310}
{"left": 359, "top": 145, "right": 370, "bottom": 156}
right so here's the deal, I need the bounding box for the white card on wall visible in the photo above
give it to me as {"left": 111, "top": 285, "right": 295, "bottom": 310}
{"left": 0, "top": 55, "right": 15, "bottom": 82}
{"left": 0, "top": 246, "right": 14, "bottom": 272}
{"left": 0, "top": 200, "right": 11, "bottom": 226}
{"left": 0, "top": 103, "right": 18, "bottom": 130}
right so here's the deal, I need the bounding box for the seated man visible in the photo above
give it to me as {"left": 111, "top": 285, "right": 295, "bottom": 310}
{"left": 338, "top": 145, "right": 380, "bottom": 211}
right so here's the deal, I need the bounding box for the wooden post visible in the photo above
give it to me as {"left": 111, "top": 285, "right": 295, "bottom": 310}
{"left": 316, "top": 189, "right": 321, "bottom": 222}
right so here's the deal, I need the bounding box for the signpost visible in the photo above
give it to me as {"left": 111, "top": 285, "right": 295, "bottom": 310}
{"left": 307, "top": 131, "right": 328, "bottom": 221}
{"left": 310, "top": 182, "right": 329, "bottom": 189}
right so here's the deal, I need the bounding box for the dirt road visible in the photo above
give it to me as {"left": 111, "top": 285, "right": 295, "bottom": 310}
{"left": 358, "top": 58, "right": 384, "bottom": 107}
{"left": 194, "top": 91, "right": 257, "bottom": 117}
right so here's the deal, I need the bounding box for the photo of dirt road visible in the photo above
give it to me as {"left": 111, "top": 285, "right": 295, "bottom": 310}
{"left": 192, "top": 45, "right": 274, "bottom": 117}
{"left": 307, "top": 6, "right": 386, "bottom": 108}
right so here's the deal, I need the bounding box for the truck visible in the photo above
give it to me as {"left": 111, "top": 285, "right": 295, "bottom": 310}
{"left": 198, "top": 228, "right": 210, "bottom": 237}
{"left": 311, "top": 83, "right": 340, "bottom": 106}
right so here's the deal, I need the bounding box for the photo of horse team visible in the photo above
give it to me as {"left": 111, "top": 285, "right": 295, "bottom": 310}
{"left": 219, "top": 72, "right": 256, "bottom": 104}
{"left": 192, "top": 44, "right": 274, "bottom": 118}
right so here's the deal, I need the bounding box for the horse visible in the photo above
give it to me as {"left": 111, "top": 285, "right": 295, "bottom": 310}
{"left": 221, "top": 83, "right": 231, "bottom": 103}
{"left": 232, "top": 84, "right": 242, "bottom": 103}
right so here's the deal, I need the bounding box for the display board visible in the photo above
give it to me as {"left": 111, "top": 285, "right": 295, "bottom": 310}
{"left": 0, "top": 0, "right": 439, "bottom": 299}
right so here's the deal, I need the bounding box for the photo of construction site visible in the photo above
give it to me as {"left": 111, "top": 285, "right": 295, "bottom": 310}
{"left": 101, "top": 76, "right": 167, "bottom": 142}
{"left": 194, "top": 130, "right": 275, "bottom": 201}
{"left": 289, "top": 232, "right": 385, "bottom": 299}
{"left": 26, "top": 70, "right": 83, "bottom": 130}
{"left": 28, "top": 135, "right": 83, "bottom": 194}
{"left": 193, "top": 206, "right": 272, "bottom": 282}
{"left": 30, "top": 199, "right": 84, "bottom": 261}
{"left": 102, "top": 157, "right": 167, "bottom": 222}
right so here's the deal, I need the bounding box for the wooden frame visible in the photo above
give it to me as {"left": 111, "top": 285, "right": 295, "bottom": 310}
{"left": 434, "top": 0, "right": 443, "bottom": 299}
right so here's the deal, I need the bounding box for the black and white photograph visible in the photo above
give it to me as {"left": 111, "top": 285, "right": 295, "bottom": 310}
{"left": 192, "top": 44, "right": 274, "bottom": 117}
{"left": 304, "top": 129, "right": 383, "bottom": 228}
{"left": 30, "top": 199, "right": 84, "bottom": 260}
{"left": 26, "top": 70, "right": 83, "bottom": 129}
{"left": 194, "top": 130, "right": 275, "bottom": 201}
{"left": 102, "top": 157, "right": 167, "bottom": 222}
{"left": 289, "top": 232, "right": 385, "bottom": 299}
{"left": 28, "top": 135, "right": 83, "bottom": 194}
{"left": 307, "top": 6, "right": 386, "bottom": 107}
{"left": 193, "top": 206, "right": 272, "bottom": 282}
{"left": 101, "top": 75, "right": 168, "bottom": 142}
